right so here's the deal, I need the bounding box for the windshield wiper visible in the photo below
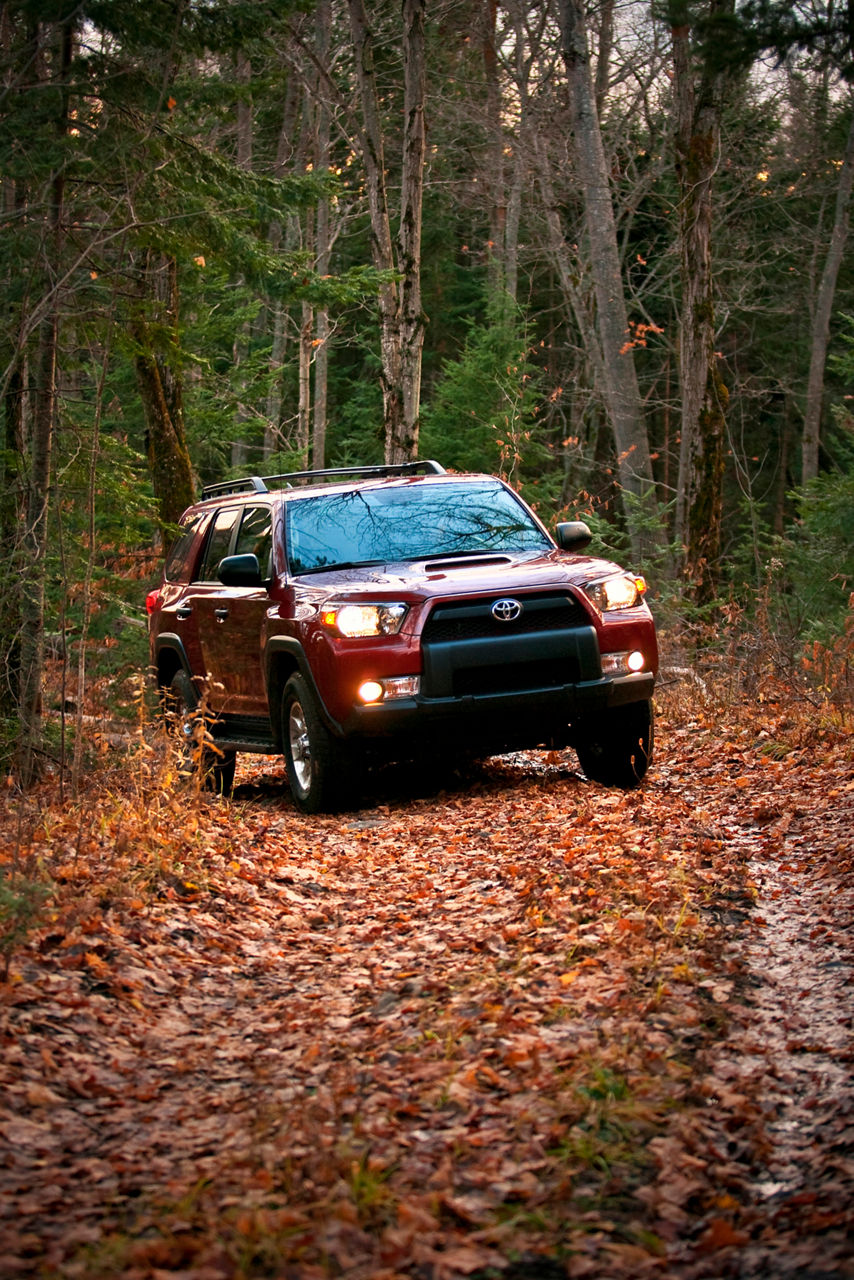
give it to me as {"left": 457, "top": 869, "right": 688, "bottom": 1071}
{"left": 292, "top": 558, "right": 388, "bottom": 575}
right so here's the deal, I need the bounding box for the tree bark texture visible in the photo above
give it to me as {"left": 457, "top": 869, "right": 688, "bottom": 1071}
{"left": 348, "top": 0, "right": 426, "bottom": 464}
{"left": 132, "top": 254, "right": 195, "bottom": 532}
{"left": 348, "top": 0, "right": 402, "bottom": 460}
{"left": 398, "top": 0, "right": 427, "bottom": 461}
{"left": 557, "top": 0, "right": 664, "bottom": 561}
{"left": 230, "top": 49, "right": 253, "bottom": 470}
{"left": 16, "top": 15, "right": 73, "bottom": 784}
{"left": 802, "top": 104, "right": 854, "bottom": 482}
{"left": 312, "top": 0, "right": 332, "bottom": 470}
{"left": 298, "top": 298, "right": 313, "bottom": 462}
{"left": 482, "top": 0, "right": 506, "bottom": 299}
{"left": 671, "top": 2, "right": 732, "bottom": 604}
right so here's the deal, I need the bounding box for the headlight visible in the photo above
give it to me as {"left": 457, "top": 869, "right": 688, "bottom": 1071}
{"left": 584, "top": 573, "right": 647, "bottom": 612}
{"left": 321, "top": 603, "right": 408, "bottom": 637}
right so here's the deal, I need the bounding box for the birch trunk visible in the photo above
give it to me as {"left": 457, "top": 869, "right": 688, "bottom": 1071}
{"left": 348, "top": 0, "right": 426, "bottom": 463}
{"left": 348, "top": 0, "right": 402, "bottom": 458}
{"left": 557, "top": 0, "right": 664, "bottom": 561}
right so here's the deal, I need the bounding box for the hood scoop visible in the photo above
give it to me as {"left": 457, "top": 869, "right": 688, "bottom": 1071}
{"left": 425, "top": 555, "right": 512, "bottom": 573}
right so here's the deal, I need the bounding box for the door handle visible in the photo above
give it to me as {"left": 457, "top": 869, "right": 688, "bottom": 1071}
{"left": 215, "top": 608, "right": 229, "bottom": 622}
{"left": 175, "top": 606, "right": 192, "bottom": 619}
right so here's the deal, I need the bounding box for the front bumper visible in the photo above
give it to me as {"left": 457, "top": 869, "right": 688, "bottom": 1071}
{"left": 338, "top": 670, "right": 655, "bottom": 745}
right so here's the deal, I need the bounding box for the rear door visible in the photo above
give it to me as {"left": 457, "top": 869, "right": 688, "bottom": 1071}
{"left": 194, "top": 504, "right": 273, "bottom": 717}
{"left": 154, "top": 511, "right": 212, "bottom": 678}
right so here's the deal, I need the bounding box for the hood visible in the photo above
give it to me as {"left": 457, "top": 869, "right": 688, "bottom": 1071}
{"left": 290, "top": 548, "right": 626, "bottom": 601}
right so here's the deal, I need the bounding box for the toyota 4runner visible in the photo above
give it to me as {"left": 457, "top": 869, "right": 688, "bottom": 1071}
{"left": 146, "top": 462, "right": 658, "bottom": 811}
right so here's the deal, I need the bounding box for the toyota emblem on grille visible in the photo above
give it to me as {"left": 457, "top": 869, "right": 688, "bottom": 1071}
{"left": 492, "top": 598, "right": 523, "bottom": 623}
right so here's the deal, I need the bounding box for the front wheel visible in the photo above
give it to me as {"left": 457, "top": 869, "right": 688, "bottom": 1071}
{"left": 575, "top": 699, "right": 654, "bottom": 789}
{"left": 281, "top": 674, "right": 350, "bottom": 813}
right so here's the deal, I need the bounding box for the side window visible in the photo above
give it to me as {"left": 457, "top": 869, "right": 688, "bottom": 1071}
{"left": 234, "top": 505, "right": 273, "bottom": 578}
{"left": 196, "top": 508, "right": 240, "bottom": 582}
{"left": 164, "top": 513, "right": 207, "bottom": 583}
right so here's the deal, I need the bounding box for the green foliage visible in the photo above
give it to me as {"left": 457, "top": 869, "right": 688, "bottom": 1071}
{"left": 720, "top": 469, "right": 854, "bottom": 675}
{"left": 783, "top": 470, "right": 854, "bottom": 645}
{"left": 0, "top": 865, "right": 51, "bottom": 980}
{"left": 324, "top": 348, "right": 385, "bottom": 467}
{"left": 420, "top": 298, "right": 544, "bottom": 479}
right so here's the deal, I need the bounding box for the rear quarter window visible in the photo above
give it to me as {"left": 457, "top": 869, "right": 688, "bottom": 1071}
{"left": 234, "top": 505, "right": 273, "bottom": 578}
{"left": 197, "top": 507, "right": 241, "bottom": 581}
{"left": 164, "top": 513, "right": 208, "bottom": 583}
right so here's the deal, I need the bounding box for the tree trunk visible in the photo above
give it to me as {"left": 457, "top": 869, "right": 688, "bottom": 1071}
{"left": 348, "top": 0, "right": 426, "bottom": 463}
{"left": 557, "top": 0, "right": 664, "bottom": 561}
{"left": 534, "top": 133, "right": 606, "bottom": 393}
{"left": 298, "top": 298, "right": 313, "bottom": 463}
{"left": 348, "top": 0, "right": 402, "bottom": 459}
{"left": 133, "top": 253, "right": 195, "bottom": 532}
{"left": 594, "top": 0, "right": 614, "bottom": 116}
{"left": 671, "top": 2, "right": 732, "bottom": 604}
{"left": 17, "top": 15, "right": 73, "bottom": 784}
{"left": 312, "top": 0, "right": 332, "bottom": 470}
{"left": 264, "top": 64, "right": 303, "bottom": 458}
{"left": 0, "top": 362, "right": 24, "bottom": 723}
{"left": 231, "top": 49, "right": 253, "bottom": 469}
{"left": 481, "top": 0, "right": 505, "bottom": 298}
{"left": 398, "top": 0, "right": 427, "bottom": 461}
{"left": 802, "top": 105, "right": 854, "bottom": 482}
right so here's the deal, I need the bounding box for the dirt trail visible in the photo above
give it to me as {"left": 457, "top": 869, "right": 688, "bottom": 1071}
{"left": 0, "top": 716, "right": 852, "bottom": 1279}
{"left": 696, "top": 814, "right": 854, "bottom": 1277}
{"left": 652, "top": 726, "right": 854, "bottom": 1279}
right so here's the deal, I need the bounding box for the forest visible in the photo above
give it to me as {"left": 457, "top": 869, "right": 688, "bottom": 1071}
{"left": 1, "top": 4, "right": 853, "bottom": 1276}
{"left": 0, "top": 0, "right": 852, "bottom": 783}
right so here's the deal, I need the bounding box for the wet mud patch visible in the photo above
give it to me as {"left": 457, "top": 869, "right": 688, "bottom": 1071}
{"left": 660, "top": 742, "right": 854, "bottom": 1279}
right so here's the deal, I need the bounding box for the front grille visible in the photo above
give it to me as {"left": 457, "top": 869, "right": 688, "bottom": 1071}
{"left": 422, "top": 592, "right": 588, "bottom": 643}
{"left": 419, "top": 590, "right": 598, "bottom": 702}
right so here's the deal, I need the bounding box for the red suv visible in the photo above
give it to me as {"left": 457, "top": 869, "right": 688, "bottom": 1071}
{"left": 146, "top": 462, "right": 658, "bottom": 811}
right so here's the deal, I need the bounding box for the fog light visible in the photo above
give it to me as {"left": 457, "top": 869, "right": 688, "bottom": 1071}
{"left": 357, "top": 675, "right": 420, "bottom": 705}
{"left": 601, "top": 650, "right": 647, "bottom": 676}
{"left": 358, "top": 680, "right": 384, "bottom": 704}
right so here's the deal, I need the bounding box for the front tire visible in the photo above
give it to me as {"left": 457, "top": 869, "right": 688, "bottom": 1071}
{"left": 281, "top": 674, "right": 349, "bottom": 813}
{"left": 166, "top": 670, "right": 236, "bottom": 795}
{"left": 575, "top": 699, "right": 654, "bottom": 789}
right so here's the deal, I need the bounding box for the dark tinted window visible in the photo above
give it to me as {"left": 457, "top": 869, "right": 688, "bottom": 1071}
{"left": 234, "top": 505, "right": 273, "bottom": 578}
{"left": 286, "top": 481, "right": 550, "bottom": 574}
{"left": 164, "top": 513, "right": 207, "bottom": 583}
{"left": 197, "top": 508, "right": 240, "bottom": 582}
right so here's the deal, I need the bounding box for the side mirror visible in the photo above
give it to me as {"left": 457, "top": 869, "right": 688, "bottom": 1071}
{"left": 218, "top": 553, "right": 264, "bottom": 587}
{"left": 555, "top": 521, "right": 593, "bottom": 553}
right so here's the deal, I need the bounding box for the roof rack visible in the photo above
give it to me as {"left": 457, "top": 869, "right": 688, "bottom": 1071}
{"left": 201, "top": 459, "right": 445, "bottom": 500}
{"left": 201, "top": 476, "right": 269, "bottom": 498}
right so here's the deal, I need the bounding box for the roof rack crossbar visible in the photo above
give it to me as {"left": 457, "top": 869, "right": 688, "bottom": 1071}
{"left": 201, "top": 476, "right": 269, "bottom": 498}
{"left": 201, "top": 460, "right": 444, "bottom": 500}
{"left": 262, "top": 460, "right": 445, "bottom": 487}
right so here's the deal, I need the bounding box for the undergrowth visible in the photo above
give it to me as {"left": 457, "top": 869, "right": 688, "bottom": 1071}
{"left": 1, "top": 615, "right": 851, "bottom": 981}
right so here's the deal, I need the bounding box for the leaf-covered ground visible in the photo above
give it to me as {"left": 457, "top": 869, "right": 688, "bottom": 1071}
{"left": 1, "top": 697, "right": 852, "bottom": 1279}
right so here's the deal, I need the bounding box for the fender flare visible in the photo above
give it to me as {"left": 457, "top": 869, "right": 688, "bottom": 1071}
{"left": 264, "top": 637, "right": 345, "bottom": 743}
{"left": 152, "top": 634, "right": 193, "bottom": 686}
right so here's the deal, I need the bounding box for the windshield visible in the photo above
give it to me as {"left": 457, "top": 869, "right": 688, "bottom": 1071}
{"left": 285, "top": 481, "right": 551, "bottom": 575}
